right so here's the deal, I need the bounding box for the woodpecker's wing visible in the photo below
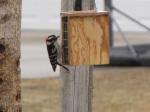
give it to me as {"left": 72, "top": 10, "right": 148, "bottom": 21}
{"left": 47, "top": 43, "right": 58, "bottom": 72}
{"left": 54, "top": 42, "right": 62, "bottom": 60}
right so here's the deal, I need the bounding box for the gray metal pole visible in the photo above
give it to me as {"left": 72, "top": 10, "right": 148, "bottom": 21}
{"left": 105, "top": 0, "right": 113, "bottom": 47}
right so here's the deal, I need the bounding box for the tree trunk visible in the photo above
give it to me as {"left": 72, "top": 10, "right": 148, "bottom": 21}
{"left": 0, "top": 0, "right": 22, "bottom": 111}
{"left": 60, "top": 0, "right": 95, "bottom": 112}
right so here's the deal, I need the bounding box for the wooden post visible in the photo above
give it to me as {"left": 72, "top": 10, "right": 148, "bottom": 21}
{"left": 0, "top": 0, "right": 22, "bottom": 111}
{"left": 60, "top": 0, "right": 95, "bottom": 112}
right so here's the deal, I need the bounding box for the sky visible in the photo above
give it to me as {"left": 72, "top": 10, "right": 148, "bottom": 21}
{"left": 21, "top": 0, "right": 150, "bottom": 31}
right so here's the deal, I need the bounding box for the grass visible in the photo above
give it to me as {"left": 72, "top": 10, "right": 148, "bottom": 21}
{"left": 22, "top": 67, "right": 150, "bottom": 112}
{"left": 22, "top": 77, "right": 60, "bottom": 112}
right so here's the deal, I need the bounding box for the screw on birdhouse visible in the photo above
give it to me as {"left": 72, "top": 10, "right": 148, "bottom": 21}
{"left": 0, "top": 44, "right": 5, "bottom": 60}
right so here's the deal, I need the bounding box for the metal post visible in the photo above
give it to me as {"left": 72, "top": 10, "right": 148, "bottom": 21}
{"left": 105, "top": 0, "right": 113, "bottom": 47}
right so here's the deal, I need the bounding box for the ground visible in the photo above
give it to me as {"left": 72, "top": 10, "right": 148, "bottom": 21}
{"left": 22, "top": 67, "right": 150, "bottom": 112}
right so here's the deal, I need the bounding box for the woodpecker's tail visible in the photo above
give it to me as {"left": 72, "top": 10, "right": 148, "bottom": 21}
{"left": 57, "top": 62, "right": 69, "bottom": 72}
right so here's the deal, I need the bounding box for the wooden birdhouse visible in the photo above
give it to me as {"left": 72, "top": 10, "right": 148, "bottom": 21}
{"left": 61, "top": 11, "right": 109, "bottom": 66}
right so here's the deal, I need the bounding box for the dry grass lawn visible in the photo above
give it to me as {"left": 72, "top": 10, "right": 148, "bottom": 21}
{"left": 22, "top": 67, "right": 150, "bottom": 112}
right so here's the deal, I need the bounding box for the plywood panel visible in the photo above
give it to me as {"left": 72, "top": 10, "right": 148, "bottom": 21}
{"left": 97, "top": 16, "right": 110, "bottom": 64}
{"left": 67, "top": 15, "right": 109, "bottom": 65}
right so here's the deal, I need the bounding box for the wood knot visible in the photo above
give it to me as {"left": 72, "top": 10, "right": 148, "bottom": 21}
{"left": 17, "top": 106, "right": 22, "bottom": 112}
{"left": 0, "top": 44, "right": 5, "bottom": 60}
{"left": 0, "top": 78, "right": 3, "bottom": 85}
{"left": 0, "top": 9, "right": 11, "bottom": 24}
{"left": 0, "top": 0, "right": 8, "bottom": 4}
{"left": 16, "top": 91, "right": 21, "bottom": 102}
{"left": 0, "top": 106, "right": 4, "bottom": 112}
{"left": 16, "top": 58, "right": 20, "bottom": 67}
{"left": 16, "top": 57, "right": 21, "bottom": 73}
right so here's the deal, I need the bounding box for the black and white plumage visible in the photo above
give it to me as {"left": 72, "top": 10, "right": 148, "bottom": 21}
{"left": 46, "top": 35, "right": 69, "bottom": 72}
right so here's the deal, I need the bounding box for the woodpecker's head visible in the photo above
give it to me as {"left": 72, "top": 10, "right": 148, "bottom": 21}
{"left": 46, "top": 35, "right": 59, "bottom": 45}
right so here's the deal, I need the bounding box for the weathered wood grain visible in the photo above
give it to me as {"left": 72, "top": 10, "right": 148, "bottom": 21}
{"left": 60, "top": 66, "right": 93, "bottom": 112}
{"left": 67, "top": 14, "right": 109, "bottom": 65}
{"left": 0, "top": 0, "right": 21, "bottom": 111}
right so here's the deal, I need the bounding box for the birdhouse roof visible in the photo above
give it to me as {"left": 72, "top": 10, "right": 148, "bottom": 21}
{"left": 61, "top": 10, "right": 109, "bottom": 17}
